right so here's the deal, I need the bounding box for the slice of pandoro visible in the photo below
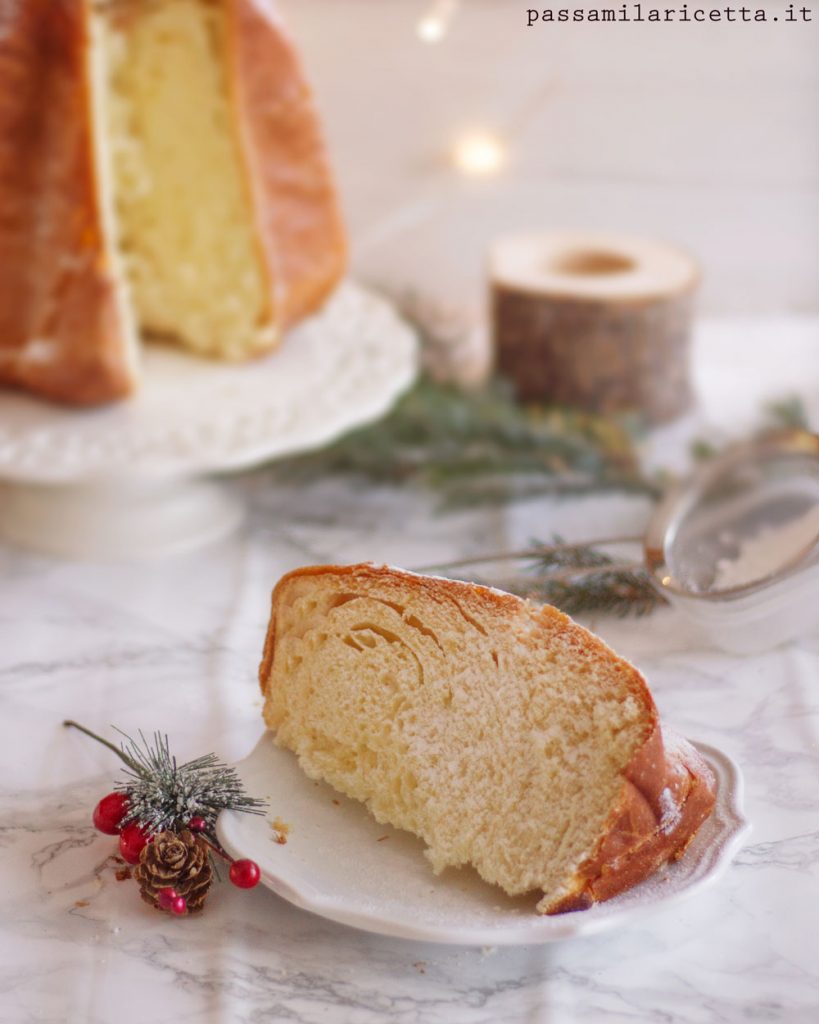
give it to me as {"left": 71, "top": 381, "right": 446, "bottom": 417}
{"left": 259, "top": 563, "right": 716, "bottom": 913}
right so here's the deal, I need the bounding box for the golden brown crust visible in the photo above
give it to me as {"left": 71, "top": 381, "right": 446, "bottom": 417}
{"left": 260, "top": 563, "right": 716, "bottom": 914}
{"left": 227, "top": 0, "right": 347, "bottom": 334}
{"left": 544, "top": 727, "right": 716, "bottom": 913}
{"left": 259, "top": 562, "right": 626, "bottom": 696}
{"left": 0, "top": 0, "right": 135, "bottom": 405}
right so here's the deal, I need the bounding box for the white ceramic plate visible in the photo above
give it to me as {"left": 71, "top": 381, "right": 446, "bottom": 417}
{"left": 217, "top": 735, "right": 749, "bottom": 946}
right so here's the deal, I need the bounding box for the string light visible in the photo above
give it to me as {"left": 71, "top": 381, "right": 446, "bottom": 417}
{"left": 417, "top": 0, "right": 460, "bottom": 44}
{"left": 451, "top": 131, "right": 508, "bottom": 178}
{"left": 416, "top": 2, "right": 513, "bottom": 179}
{"left": 417, "top": 15, "right": 446, "bottom": 43}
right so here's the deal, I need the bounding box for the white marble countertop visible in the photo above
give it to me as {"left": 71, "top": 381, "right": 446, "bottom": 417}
{"left": 2, "top": 321, "right": 819, "bottom": 1023}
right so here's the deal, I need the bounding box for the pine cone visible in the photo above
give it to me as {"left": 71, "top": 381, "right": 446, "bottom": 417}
{"left": 134, "top": 829, "right": 213, "bottom": 913}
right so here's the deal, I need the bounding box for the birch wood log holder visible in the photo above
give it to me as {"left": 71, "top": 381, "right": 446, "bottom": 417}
{"left": 490, "top": 232, "right": 700, "bottom": 423}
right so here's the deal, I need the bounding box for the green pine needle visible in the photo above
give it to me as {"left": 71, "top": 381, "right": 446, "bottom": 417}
{"left": 427, "top": 536, "right": 668, "bottom": 619}
{"left": 523, "top": 536, "right": 666, "bottom": 618}
{"left": 765, "top": 395, "right": 810, "bottom": 431}
{"left": 277, "top": 376, "right": 658, "bottom": 505}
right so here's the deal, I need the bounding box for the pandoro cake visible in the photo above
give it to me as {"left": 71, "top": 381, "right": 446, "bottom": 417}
{"left": 259, "top": 563, "right": 716, "bottom": 914}
{"left": 0, "top": 0, "right": 346, "bottom": 405}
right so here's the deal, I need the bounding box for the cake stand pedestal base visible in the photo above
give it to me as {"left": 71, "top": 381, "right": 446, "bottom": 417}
{"left": 0, "top": 478, "right": 245, "bottom": 560}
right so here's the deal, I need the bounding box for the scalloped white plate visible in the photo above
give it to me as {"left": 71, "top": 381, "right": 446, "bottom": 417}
{"left": 217, "top": 735, "right": 749, "bottom": 946}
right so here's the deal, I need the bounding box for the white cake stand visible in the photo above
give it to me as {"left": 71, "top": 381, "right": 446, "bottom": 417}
{"left": 0, "top": 283, "right": 417, "bottom": 559}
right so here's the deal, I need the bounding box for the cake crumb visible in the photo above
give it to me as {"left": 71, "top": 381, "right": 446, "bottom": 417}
{"left": 377, "top": 834, "right": 390, "bottom": 842}
{"left": 332, "top": 799, "right": 340, "bottom": 806}
{"left": 74, "top": 900, "right": 89, "bottom": 908}
{"left": 270, "top": 817, "right": 291, "bottom": 845}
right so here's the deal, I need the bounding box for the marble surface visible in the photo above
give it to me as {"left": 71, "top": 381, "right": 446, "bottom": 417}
{"left": 2, "top": 322, "right": 819, "bottom": 1023}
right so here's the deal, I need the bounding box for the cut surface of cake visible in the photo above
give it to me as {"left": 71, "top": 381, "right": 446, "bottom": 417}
{"left": 0, "top": 0, "right": 346, "bottom": 405}
{"left": 104, "top": 0, "right": 273, "bottom": 360}
{"left": 259, "top": 563, "right": 716, "bottom": 914}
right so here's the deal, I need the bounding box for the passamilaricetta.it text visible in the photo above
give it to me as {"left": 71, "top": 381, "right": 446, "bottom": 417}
{"left": 526, "top": 4, "right": 812, "bottom": 22}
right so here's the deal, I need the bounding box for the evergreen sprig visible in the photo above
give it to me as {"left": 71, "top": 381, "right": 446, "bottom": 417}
{"left": 766, "top": 395, "right": 810, "bottom": 431}
{"left": 64, "top": 721, "right": 266, "bottom": 835}
{"left": 277, "top": 377, "right": 657, "bottom": 506}
{"left": 524, "top": 537, "right": 666, "bottom": 618}
{"left": 428, "top": 536, "right": 666, "bottom": 619}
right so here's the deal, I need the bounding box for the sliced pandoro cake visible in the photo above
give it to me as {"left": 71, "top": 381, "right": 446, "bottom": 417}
{"left": 259, "top": 563, "right": 716, "bottom": 914}
{"left": 0, "top": 0, "right": 345, "bottom": 405}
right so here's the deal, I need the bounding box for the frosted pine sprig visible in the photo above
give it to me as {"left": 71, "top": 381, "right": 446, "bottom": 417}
{"left": 64, "top": 721, "right": 266, "bottom": 835}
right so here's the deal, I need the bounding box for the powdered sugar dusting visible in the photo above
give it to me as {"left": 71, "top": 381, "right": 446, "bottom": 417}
{"left": 713, "top": 506, "right": 819, "bottom": 590}
{"left": 659, "top": 786, "right": 682, "bottom": 836}
{"left": 0, "top": 0, "right": 25, "bottom": 43}
{"left": 0, "top": 338, "right": 59, "bottom": 369}
{"left": 19, "top": 338, "right": 59, "bottom": 366}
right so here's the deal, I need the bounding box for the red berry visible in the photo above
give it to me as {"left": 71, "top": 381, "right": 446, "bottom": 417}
{"left": 170, "top": 896, "right": 187, "bottom": 916}
{"left": 229, "top": 859, "right": 261, "bottom": 889}
{"left": 188, "top": 816, "right": 207, "bottom": 832}
{"left": 119, "top": 822, "right": 150, "bottom": 864}
{"left": 157, "top": 888, "right": 177, "bottom": 910}
{"left": 93, "top": 792, "right": 129, "bottom": 835}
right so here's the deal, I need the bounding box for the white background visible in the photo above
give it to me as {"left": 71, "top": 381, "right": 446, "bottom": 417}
{"left": 279, "top": 0, "right": 819, "bottom": 315}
